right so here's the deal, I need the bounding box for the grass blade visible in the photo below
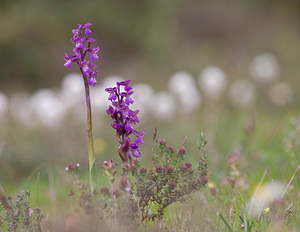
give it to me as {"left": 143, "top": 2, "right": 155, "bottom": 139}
{"left": 219, "top": 213, "right": 233, "bottom": 232}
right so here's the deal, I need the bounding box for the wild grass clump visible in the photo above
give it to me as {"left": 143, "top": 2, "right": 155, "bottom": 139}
{"left": 0, "top": 190, "right": 43, "bottom": 232}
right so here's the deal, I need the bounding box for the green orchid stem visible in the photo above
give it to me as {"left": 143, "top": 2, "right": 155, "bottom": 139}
{"left": 82, "top": 70, "right": 96, "bottom": 194}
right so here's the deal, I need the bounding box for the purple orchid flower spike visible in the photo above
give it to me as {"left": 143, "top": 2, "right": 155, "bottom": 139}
{"left": 64, "top": 23, "right": 99, "bottom": 86}
{"left": 106, "top": 80, "right": 145, "bottom": 163}
{"left": 64, "top": 23, "right": 99, "bottom": 193}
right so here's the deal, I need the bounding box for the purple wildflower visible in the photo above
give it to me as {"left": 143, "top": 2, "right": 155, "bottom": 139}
{"left": 113, "top": 189, "right": 121, "bottom": 198}
{"left": 65, "top": 162, "right": 80, "bottom": 172}
{"left": 130, "top": 164, "right": 137, "bottom": 172}
{"left": 201, "top": 176, "right": 208, "bottom": 185}
{"left": 64, "top": 23, "right": 99, "bottom": 86}
{"left": 155, "top": 165, "right": 164, "bottom": 173}
{"left": 139, "top": 167, "right": 147, "bottom": 173}
{"left": 179, "top": 165, "right": 186, "bottom": 171}
{"left": 158, "top": 139, "right": 166, "bottom": 145}
{"left": 179, "top": 162, "right": 193, "bottom": 173}
{"left": 166, "top": 145, "right": 175, "bottom": 152}
{"left": 169, "top": 181, "right": 177, "bottom": 189}
{"left": 186, "top": 168, "right": 194, "bottom": 173}
{"left": 100, "top": 187, "right": 110, "bottom": 196}
{"left": 184, "top": 162, "right": 192, "bottom": 168}
{"left": 103, "top": 158, "right": 115, "bottom": 170}
{"left": 165, "top": 166, "right": 174, "bottom": 173}
{"left": 106, "top": 80, "right": 145, "bottom": 162}
{"left": 177, "top": 146, "right": 186, "bottom": 156}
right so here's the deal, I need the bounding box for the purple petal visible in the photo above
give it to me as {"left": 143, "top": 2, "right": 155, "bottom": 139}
{"left": 90, "top": 53, "right": 99, "bottom": 62}
{"left": 83, "top": 23, "right": 92, "bottom": 28}
{"left": 117, "top": 80, "right": 131, "bottom": 86}
{"left": 130, "top": 143, "right": 139, "bottom": 149}
{"left": 135, "top": 136, "right": 144, "bottom": 145}
{"left": 131, "top": 149, "right": 141, "bottom": 158}
{"left": 64, "top": 53, "right": 70, "bottom": 61}
{"left": 86, "top": 38, "right": 96, "bottom": 43}
{"left": 64, "top": 60, "right": 72, "bottom": 69}
{"left": 72, "top": 29, "right": 80, "bottom": 35}
{"left": 105, "top": 87, "right": 115, "bottom": 93}
{"left": 106, "top": 106, "right": 114, "bottom": 115}
{"left": 125, "top": 85, "right": 132, "bottom": 91}
{"left": 125, "top": 123, "right": 134, "bottom": 132}
{"left": 125, "top": 97, "right": 134, "bottom": 105}
{"left": 85, "top": 28, "right": 92, "bottom": 36}
{"left": 92, "top": 47, "right": 99, "bottom": 53}
{"left": 88, "top": 63, "right": 97, "bottom": 69}
{"left": 76, "top": 42, "right": 85, "bottom": 49}
{"left": 108, "top": 93, "right": 117, "bottom": 101}
{"left": 90, "top": 71, "right": 98, "bottom": 77}
{"left": 82, "top": 65, "right": 91, "bottom": 76}
{"left": 88, "top": 77, "right": 97, "bottom": 86}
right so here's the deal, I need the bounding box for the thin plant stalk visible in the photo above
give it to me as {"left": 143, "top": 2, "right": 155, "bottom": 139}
{"left": 82, "top": 69, "right": 96, "bottom": 193}
{"left": 281, "top": 164, "right": 300, "bottom": 198}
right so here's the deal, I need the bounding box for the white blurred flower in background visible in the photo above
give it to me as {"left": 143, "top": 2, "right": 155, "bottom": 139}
{"left": 0, "top": 92, "right": 8, "bottom": 119}
{"left": 90, "top": 86, "right": 109, "bottom": 114}
{"left": 101, "top": 75, "right": 123, "bottom": 89}
{"left": 268, "top": 82, "right": 293, "bottom": 106}
{"left": 249, "top": 181, "right": 283, "bottom": 216}
{"left": 250, "top": 53, "right": 280, "bottom": 85}
{"left": 177, "top": 86, "right": 201, "bottom": 114}
{"left": 132, "top": 83, "right": 154, "bottom": 117}
{"left": 168, "top": 71, "right": 201, "bottom": 114}
{"left": 168, "top": 72, "right": 195, "bottom": 93}
{"left": 10, "top": 92, "right": 34, "bottom": 127}
{"left": 198, "top": 66, "right": 227, "bottom": 100}
{"left": 59, "top": 73, "right": 85, "bottom": 109}
{"left": 228, "top": 79, "right": 256, "bottom": 108}
{"left": 150, "top": 92, "right": 177, "bottom": 121}
{"left": 29, "top": 89, "right": 66, "bottom": 129}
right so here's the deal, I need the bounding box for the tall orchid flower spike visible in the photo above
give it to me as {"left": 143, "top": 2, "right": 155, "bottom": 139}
{"left": 64, "top": 23, "right": 99, "bottom": 193}
{"left": 106, "top": 80, "right": 145, "bottom": 163}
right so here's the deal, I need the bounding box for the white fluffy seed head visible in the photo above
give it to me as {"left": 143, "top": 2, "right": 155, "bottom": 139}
{"left": 198, "top": 66, "right": 227, "bottom": 99}
{"left": 10, "top": 92, "right": 34, "bottom": 127}
{"left": 150, "top": 92, "right": 177, "bottom": 121}
{"left": 30, "top": 89, "right": 66, "bottom": 129}
{"left": 168, "top": 71, "right": 196, "bottom": 94}
{"left": 168, "top": 72, "right": 201, "bottom": 113}
{"left": 178, "top": 86, "right": 202, "bottom": 114}
{"left": 59, "top": 73, "right": 85, "bottom": 109}
{"left": 250, "top": 53, "right": 280, "bottom": 85}
{"left": 90, "top": 86, "right": 109, "bottom": 114}
{"left": 132, "top": 83, "right": 154, "bottom": 117}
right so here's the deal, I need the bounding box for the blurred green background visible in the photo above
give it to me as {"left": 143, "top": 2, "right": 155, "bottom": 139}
{"left": 0, "top": 0, "right": 300, "bottom": 198}
{"left": 1, "top": 0, "right": 300, "bottom": 93}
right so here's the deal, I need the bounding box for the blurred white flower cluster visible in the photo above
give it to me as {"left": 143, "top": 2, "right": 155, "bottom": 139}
{"left": 248, "top": 181, "right": 283, "bottom": 216}
{"left": 0, "top": 52, "right": 293, "bottom": 129}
